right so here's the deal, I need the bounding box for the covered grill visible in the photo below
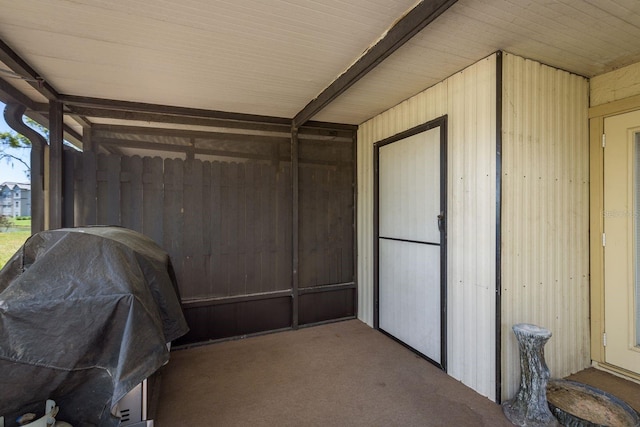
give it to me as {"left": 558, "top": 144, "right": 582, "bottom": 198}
{"left": 0, "top": 226, "right": 188, "bottom": 426}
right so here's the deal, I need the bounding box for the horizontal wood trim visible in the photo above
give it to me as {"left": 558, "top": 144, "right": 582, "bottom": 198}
{"left": 93, "top": 123, "right": 291, "bottom": 144}
{"left": 71, "top": 106, "right": 356, "bottom": 135}
{"left": 589, "top": 93, "right": 640, "bottom": 118}
{"left": 181, "top": 290, "right": 293, "bottom": 308}
{"left": 181, "top": 283, "right": 357, "bottom": 308}
{"left": 298, "top": 282, "right": 356, "bottom": 295}
{"left": 61, "top": 95, "right": 292, "bottom": 124}
{"left": 69, "top": 106, "right": 292, "bottom": 133}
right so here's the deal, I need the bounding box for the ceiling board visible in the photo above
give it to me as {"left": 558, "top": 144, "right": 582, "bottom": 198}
{"left": 1, "top": 0, "right": 640, "bottom": 126}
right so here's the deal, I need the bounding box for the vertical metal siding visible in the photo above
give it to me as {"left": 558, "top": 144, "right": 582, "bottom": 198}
{"left": 501, "top": 53, "right": 590, "bottom": 399}
{"left": 358, "top": 55, "right": 497, "bottom": 400}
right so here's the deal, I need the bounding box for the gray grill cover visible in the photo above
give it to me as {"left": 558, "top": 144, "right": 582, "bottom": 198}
{"left": 0, "top": 227, "right": 188, "bottom": 426}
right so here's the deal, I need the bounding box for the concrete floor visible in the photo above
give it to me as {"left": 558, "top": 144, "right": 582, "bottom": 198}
{"left": 154, "top": 320, "right": 640, "bottom": 426}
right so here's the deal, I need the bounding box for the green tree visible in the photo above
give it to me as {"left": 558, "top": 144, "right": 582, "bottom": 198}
{"left": 0, "top": 215, "right": 11, "bottom": 232}
{"left": 0, "top": 117, "right": 48, "bottom": 179}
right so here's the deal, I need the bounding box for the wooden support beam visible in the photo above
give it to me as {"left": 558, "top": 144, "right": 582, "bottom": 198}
{"left": 68, "top": 105, "right": 292, "bottom": 134}
{"left": 0, "top": 39, "right": 60, "bottom": 101}
{"left": 62, "top": 96, "right": 358, "bottom": 131}
{"left": 61, "top": 95, "right": 292, "bottom": 125}
{"left": 48, "top": 100, "right": 64, "bottom": 229}
{"left": 292, "top": 0, "right": 458, "bottom": 127}
{"left": 92, "top": 123, "right": 290, "bottom": 144}
{"left": 0, "top": 77, "right": 47, "bottom": 112}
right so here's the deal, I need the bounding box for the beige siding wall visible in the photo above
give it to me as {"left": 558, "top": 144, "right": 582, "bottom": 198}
{"left": 357, "top": 55, "right": 497, "bottom": 400}
{"left": 591, "top": 61, "right": 640, "bottom": 106}
{"left": 501, "top": 53, "right": 590, "bottom": 399}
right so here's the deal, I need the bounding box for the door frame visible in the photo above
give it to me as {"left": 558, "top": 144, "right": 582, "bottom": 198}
{"left": 373, "top": 115, "right": 448, "bottom": 371}
{"left": 590, "top": 95, "right": 640, "bottom": 381}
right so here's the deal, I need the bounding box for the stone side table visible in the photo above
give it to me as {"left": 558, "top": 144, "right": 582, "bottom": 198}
{"left": 502, "top": 323, "right": 560, "bottom": 426}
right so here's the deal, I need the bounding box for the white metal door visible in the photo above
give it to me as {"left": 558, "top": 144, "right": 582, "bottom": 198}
{"left": 603, "top": 109, "right": 640, "bottom": 375}
{"left": 376, "top": 121, "right": 445, "bottom": 368}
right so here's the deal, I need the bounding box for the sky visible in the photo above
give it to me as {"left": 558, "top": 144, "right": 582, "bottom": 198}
{"left": 0, "top": 101, "right": 32, "bottom": 184}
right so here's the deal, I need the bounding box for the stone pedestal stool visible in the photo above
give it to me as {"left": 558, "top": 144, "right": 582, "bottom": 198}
{"left": 502, "top": 323, "right": 560, "bottom": 426}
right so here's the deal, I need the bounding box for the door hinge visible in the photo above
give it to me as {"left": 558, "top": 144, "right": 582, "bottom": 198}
{"left": 602, "top": 133, "right": 606, "bottom": 148}
{"left": 602, "top": 233, "right": 606, "bottom": 247}
{"left": 603, "top": 332, "right": 607, "bottom": 347}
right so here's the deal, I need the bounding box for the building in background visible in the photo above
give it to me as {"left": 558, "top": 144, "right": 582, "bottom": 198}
{"left": 0, "top": 182, "right": 31, "bottom": 218}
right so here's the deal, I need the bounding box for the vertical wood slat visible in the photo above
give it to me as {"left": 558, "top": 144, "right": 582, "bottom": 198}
{"left": 163, "top": 158, "right": 184, "bottom": 294}
{"left": 81, "top": 150, "right": 97, "bottom": 226}
{"left": 292, "top": 128, "right": 300, "bottom": 329}
{"left": 62, "top": 150, "right": 76, "bottom": 227}
{"left": 234, "top": 163, "right": 246, "bottom": 295}
{"left": 209, "top": 161, "right": 222, "bottom": 296}
{"left": 219, "top": 162, "right": 232, "bottom": 296}
{"left": 72, "top": 149, "right": 83, "bottom": 227}
{"left": 95, "top": 154, "right": 108, "bottom": 225}
{"left": 120, "top": 156, "right": 143, "bottom": 232}
{"left": 245, "top": 162, "right": 259, "bottom": 295}
{"left": 48, "top": 100, "right": 63, "bottom": 229}
{"left": 181, "top": 159, "right": 204, "bottom": 299}
{"left": 96, "top": 153, "right": 121, "bottom": 226}
{"left": 143, "top": 156, "right": 164, "bottom": 245}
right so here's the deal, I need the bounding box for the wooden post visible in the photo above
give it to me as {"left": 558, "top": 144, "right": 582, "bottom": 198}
{"left": 48, "top": 100, "right": 63, "bottom": 229}
{"left": 291, "top": 125, "right": 299, "bottom": 329}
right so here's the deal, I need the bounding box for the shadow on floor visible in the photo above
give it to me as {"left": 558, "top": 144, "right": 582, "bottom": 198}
{"left": 155, "top": 319, "right": 511, "bottom": 426}
{"left": 154, "top": 319, "right": 640, "bottom": 426}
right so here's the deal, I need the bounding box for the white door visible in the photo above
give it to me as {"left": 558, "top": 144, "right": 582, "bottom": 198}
{"left": 603, "top": 110, "right": 640, "bottom": 375}
{"left": 376, "top": 120, "right": 446, "bottom": 369}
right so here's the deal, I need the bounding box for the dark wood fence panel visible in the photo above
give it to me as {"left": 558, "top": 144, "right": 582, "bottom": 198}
{"left": 67, "top": 124, "right": 353, "bottom": 343}
{"left": 120, "top": 155, "right": 144, "bottom": 232}
{"left": 163, "top": 158, "right": 185, "bottom": 295}
{"left": 299, "top": 139, "right": 354, "bottom": 288}
{"left": 96, "top": 153, "right": 122, "bottom": 226}
{"left": 182, "top": 159, "right": 204, "bottom": 299}
{"left": 143, "top": 156, "right": 164, "bottom": 245}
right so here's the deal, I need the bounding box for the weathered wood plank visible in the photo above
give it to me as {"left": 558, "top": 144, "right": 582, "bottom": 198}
{"left": 209, "top": 161, "right": 222, "bottom": 296}
{"left": 72, "top": 149, "right": 83, "bottom": 227}
{"left": 106, "top": 154, "right": 121, "bottom": 226}
{"left": 163, "top": 158, "right": 185, "bottom": 296}
{"left": 229, "top": 163, "right": 244, "bottom": 295}
{"left": 121, "top": 155, "right": 143, "bottom": 232}
{"left": 142, "top": 156, "right": 164, "bottom": 245}
{"left": 182, "top": 159, "right": 205, "bottom": 299}
{"left": 219, "top": 162, "right": 232, "bottom": 297}
{"left": 81, "top": 151, "right": 97, "bottom": 225}
{"left": 62, "top": 150, "right": 76, "bottom": 227}
{"left": 96, "top": 154, "right": 109, "bottom": 225}
{"left": 120, "top": 156, "right": 133, "bottom": 230}
{"left": 245, "top": 162, "right": 259, "bottom": 294}
{"left": 277, "top": 163, "right": 293, "bottom": 292}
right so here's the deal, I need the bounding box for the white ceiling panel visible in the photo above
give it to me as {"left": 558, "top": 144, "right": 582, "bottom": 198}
{"left": 0, "top": 0, "right": 418, "bottom": 118}
{"left": 317, "top": 0, "right": 640, "bottom": 123}
{"left": 1, "top": 0, "right": 640, "bottom": 126}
